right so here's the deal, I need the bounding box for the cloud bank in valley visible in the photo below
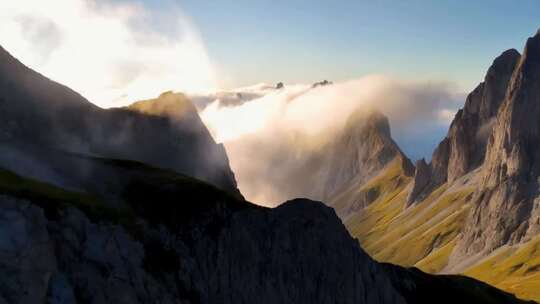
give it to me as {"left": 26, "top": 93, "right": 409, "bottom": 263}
{"left": 0, "top": 0, "right": 216, "bottom": 107}
{"left": 198, "top": 76, "right": 462, "bottom": 206}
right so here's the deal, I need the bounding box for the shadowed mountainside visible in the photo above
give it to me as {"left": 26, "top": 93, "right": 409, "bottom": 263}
{"left": 0, "top": 161, "right": 531, "bottom": 303}
{"left": 0, "top": 45, "right": 238, "bottom": 195}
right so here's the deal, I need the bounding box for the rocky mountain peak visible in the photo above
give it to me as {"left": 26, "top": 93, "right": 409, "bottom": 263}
{"left": 408, "top": 48, "right": 521, "bottom": 203}
{"left": 320, "top": 109, "right": 413, "bottom": 199}
{"left": 426, "top": 48, "right": 521, "bottom": 186}
{"left": 455, "top": 30, "right": 540, "bottom": 256}
{"left": 344, "top": 109, "right": 392, "bottom": 138}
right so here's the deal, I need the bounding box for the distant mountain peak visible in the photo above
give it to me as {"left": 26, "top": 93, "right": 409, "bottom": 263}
{"left": 344, "top": 109, "right": 392, "bottom": 137}
{"left": 312, "top": 80, "right": 333, "bottom": 88}
{"left": 320, "top": 109, "right": 413, "bottom": 200}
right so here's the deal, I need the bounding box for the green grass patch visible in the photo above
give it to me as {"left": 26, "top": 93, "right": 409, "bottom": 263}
{"left": 0, "top": 167, "right": 133, "bottom": 224}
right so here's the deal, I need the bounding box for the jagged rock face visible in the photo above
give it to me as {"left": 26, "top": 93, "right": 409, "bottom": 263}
{"left": 457, "top": 31, "right": 540, "bottom": 256}
{"left": 319, "top": 110, "right": 413, "bottom": 200}
{"left": 407, "top": 158, "right": 431, "bottom": 205}
{"left": 430, "top": 137, "right": 451, "bottom": 186}
{"left": 431, "top": 49, "right": 520, "bottom": 185}
{"left": 0, "top": 194, "right": 408, "bottom": 304}
{"left": 0, "top": 45, "right": 238, "bottom": 194}
{"left": 409, "top": 49, "right": 521, "bottom": 204}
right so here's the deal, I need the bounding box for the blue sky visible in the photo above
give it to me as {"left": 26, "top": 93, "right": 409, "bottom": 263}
{"left": 140, "top": 0, "right": 540, "bottom": 92}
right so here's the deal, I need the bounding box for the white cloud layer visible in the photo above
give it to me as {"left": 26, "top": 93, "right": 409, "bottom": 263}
{"left": 0, "top": 0, "right": 216, "bottom": 107}
{"left": 198, "top": 76, "right": 462, "bottom": 205}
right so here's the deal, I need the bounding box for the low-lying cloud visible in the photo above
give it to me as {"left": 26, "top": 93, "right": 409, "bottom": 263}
{"left": 0, "top": 0, "right": 216, "bottom": 107}
{"left": 198, "top": 76, "right": 462, "bottom": 206}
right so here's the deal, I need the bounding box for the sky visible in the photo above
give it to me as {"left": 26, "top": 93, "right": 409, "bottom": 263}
{"left": 175, "top": 0, "right": 540, "bottom": 92}
{"left": 2, "top": 0, "right": 539, "bottom": 103}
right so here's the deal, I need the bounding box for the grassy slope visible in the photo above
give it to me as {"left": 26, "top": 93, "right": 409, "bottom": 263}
{"left": 0, "top": 167, "right": 130, "bottom": 223}
{"left": 337, "top": 162, "right": 540, "bottom": 302}
{"left": 336, "top": 160, "right": 474, "bottom": 270}
{"left": 464, "top": 235, "right": 540, "bottom": 302}
{"left": 0, "top": 155, "right": 251, "bottom": 233}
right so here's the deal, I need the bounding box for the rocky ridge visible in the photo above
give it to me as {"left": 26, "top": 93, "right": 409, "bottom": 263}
{"left": 319, "top": 109, "right": 413, "bottom": 201}
{"left": 455, "top": 30, "right": 540, "bottom": 257}
{"left": 407, "top": 47, "right": 521, "bottom": 204}
{"left": 0, "top": 40, "right": 532, "bottom": 304}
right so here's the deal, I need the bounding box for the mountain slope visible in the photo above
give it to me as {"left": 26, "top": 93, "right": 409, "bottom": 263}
{"left": 408, "top": 48, "right": 520, "bottom": 203}
{"left": 0, "top": 162, "right": 531, "bottom": 304}
{"left": 0, "top": 42, "right": 532, "bottom": 303}
{"left": 0, "top": 45, "right": 238, "bottom": 194}
{"left": 456, "top": 30, "right": 540, "bottom": 257}
{"left": 331, "top": 29, "right": 540, "bottom": 302}
{"left": 320, "top": 110, "right": 413, "bottom": 203}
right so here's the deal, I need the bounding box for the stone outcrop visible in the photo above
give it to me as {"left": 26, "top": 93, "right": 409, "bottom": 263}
{"left": 407, "top": 158, "right": 431, "bottom": 205}
{"left": 456, "top": 30, "right": 540, "bottom": 256}
{"left": 433, "top": 48, "right": 520, "bottom": 183}
{"left": 408, "top": 48, "right": 520, "bottom": 203}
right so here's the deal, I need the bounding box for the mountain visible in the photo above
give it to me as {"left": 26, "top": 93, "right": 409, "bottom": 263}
{"left": 456, "top": 30, "right": 540, "bottom": 257}
{"left": 0, "top": 45, "right": 531, "bottom": 303}
{"left": 329, "top": 29, "right": 540, "bottom": 302}
{"left": 320, "top": 110, "right": 414, "bottom": 220}
{"left": 408, "top": 48, "right": 521, "bottom": 203}
{"left": 0, "top": 163, "right": 530, "bottom": 304}
{"left": 321, "top": 110, "right": 413, "bottom": 200}
{"left": 0, "top": 45, "right": 238, "bottom": 195}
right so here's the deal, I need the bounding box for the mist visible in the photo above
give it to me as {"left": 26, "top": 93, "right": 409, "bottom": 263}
{"left": 198, "top": 76, "right": 462, "bottom": 206}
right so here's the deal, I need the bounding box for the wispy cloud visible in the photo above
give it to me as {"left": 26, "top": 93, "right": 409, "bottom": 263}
{"left": 0, "top": 0, "right": 216, "bottom": 107}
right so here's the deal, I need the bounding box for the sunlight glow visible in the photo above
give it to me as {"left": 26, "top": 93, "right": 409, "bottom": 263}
{"left": 0, "top": 0, "right": 217, "bottom": 108}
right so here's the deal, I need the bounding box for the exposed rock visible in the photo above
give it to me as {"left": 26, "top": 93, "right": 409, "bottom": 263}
{"left": 407, "top": 158, "right": 432, "bottom": 205}
{"left": 423, "top": 48, "right": 520, "bottom": 201}
{"left": 456, "top": 30, "right": 540, "bottom": 256}
{"left": 0, "top": 187, "right": 528, "bottom": 304}
{"left": 1, "top": 183, "right": 407, "bottom": 304}
{"left": 276, "top": 82, "right": 284, "bottom": 89}
{"left": 319, "top": 110, "right": 413, "bottom": 200}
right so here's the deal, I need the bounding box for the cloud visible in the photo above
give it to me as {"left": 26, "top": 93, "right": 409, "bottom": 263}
{"left": 0, "top": 0, "right": 216, "bottom": 107}
{"left": 198, "top": 76, "right": 462, "bottom": 206}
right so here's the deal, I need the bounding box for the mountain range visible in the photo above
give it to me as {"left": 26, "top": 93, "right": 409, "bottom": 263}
{"left": 1, "top": 27, "right": 540, "bottom": 303}
{"left": 305, "top": 29, "right": 540, "bottom": 302}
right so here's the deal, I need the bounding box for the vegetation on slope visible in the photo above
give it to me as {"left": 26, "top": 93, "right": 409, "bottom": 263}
{"left": 0, "top": 167, "right": 128, "bottom": 223}
{"left": 337, "top": 162, "right": 540, "bottom": 302}
{"left": 338, "top": 161, "right": 474, "bottom": 270}
{"left": 465, "top": 235, "right": 540, "bottom": 302}
{"left": 0, "top": 153, "right": 252, "bottom": 235}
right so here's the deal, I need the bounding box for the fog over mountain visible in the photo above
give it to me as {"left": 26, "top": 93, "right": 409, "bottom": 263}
{"left": 195, "top": 77, "right": 463, "bottom": 205}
